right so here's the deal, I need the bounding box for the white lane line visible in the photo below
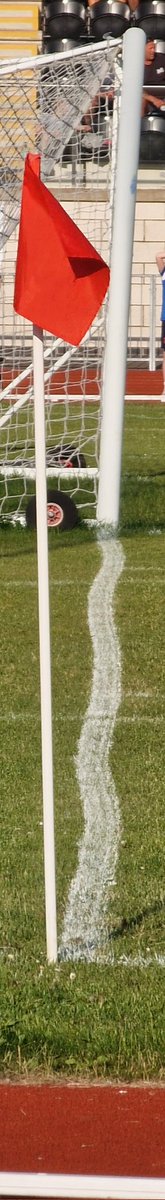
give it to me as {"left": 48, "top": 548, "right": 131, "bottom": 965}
{"left": 124, "top": 690, "right": 161, "bottom": 697}
{"left": 117, "top": 716, "right": 164, "bottom": 724}
{"left": 1, "top": 947, "right": 165, "bottom": 968}
{"left": 0, "top": 700, "right": 163, "bottom": 724}
{"left": 60, "top": 538, "right": 124, "bottom": 963}
{"left": 0, "top": 565, "right": 164, "bottom": 591}
{"left": 0, "top": 709, "right": 164, "bottom": 725}
{"left": 116, "top": 953, "right": 165, "bottom": 967}
{"left": 0, "top": 572, "right": 165, "bottom": 585}
{"left": 123, "top": 579, "right": 165, "bottom": 586}
{"left": 0, "top": 579, "right": 78, "bottom": 588}
{"left": 0, "top": 1173, "right": 165, "bottom": 1200}
{"left": 123, "top": 566, "right": 165, "bottom": 572}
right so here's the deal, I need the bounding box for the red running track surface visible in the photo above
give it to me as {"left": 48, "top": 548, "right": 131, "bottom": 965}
{"left": 0, "top": 370, "right": 163, "bottom": 399}
{"left": 126, "top": 371, "right": 162, "bottom": 396}
{"left": 0, "top": 1085, "right": 165, "bottom": 1180}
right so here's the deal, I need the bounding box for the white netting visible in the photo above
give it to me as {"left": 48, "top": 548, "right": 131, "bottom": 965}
{"left": 0, "top": 42, "right": 122, "bottom": 525}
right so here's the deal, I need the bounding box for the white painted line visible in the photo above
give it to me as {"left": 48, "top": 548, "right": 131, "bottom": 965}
{"left": 1, "top": 576, "right": 165, "bottom": 588}
{"left": 124, "top": 690, "right": 160, "bottom": 697}
{"left": 1, "top": 575, "right": 165, "bottom": 587}
{"left": 60, "top": 538, "right": 124, "bottom": 962}
{"left": 117, "top": 953, "right": 165, "bottom": 967}
{"left": 0, "top": 713, "right": 164, "bottom": 726}
{"left": 0, "top": 580, "right": 78, "bottom": 588}
{"left": 125, "top": 394, "right": 160, "bottom": 401}
{"left": 1, "top": 948, "right": 165, "bottom": 967}
{"left": 117, "top": 716, "right": 164, "bottom": 724}
{"left": 0, "top": 1173, "right": 165, "bottom": 1199}
{"left": 124, "top": 567, "right": 165, "bottom": 574}
{"left": 123, "top": 579, "right": 165, "bottom": 585}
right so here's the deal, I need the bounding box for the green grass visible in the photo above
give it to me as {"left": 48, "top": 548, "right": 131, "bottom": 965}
{"left": 1, "top": 401, "right": 165, "bottom": 1080}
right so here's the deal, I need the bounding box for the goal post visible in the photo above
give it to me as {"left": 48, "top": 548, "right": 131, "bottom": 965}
{"left": 97, "top": 25, "right": 146, "bottom": 529}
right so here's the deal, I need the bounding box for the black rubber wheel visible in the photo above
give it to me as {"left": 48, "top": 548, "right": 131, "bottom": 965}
{"left": 138, "top": 0, "right": 165, "bottom": 38}
{"left": 25, "top": 490, "right": 79, "bottom": 530}
{"left": 46, "top": 443, "right": 86, "bottom": 469}
{"left": 89, "top": 0, "right": 130, "bottom": 36}
{"left": 45, "top": 0, "right": 86, "bottom": 36}
{"left": 139, "top": 115, "right": 165, "bottom": 164}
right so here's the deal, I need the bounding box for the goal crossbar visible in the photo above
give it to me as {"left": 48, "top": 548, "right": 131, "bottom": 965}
{"left": 0, "top": 39, "right": 121, "bottom": 76}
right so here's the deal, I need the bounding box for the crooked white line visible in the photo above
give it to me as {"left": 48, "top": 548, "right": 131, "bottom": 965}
{"left": 60, "top": 537, "right": 124, "bottom": 963}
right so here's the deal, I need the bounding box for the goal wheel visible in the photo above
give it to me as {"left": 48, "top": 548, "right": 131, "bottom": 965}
{"left": 25, "top": 490, "right": 79, "bottom": 530}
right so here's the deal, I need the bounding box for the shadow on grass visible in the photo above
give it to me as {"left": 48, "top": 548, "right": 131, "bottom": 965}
{"left": 0, "top": 520, "right": 97, "bottom": 559}
{"left": 108, "top": 897, "right": 165, "bottom": 942}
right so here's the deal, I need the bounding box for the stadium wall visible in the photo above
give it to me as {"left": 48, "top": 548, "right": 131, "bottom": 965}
{"left": 1, "top": 181, "right": 165, "bottom": 354}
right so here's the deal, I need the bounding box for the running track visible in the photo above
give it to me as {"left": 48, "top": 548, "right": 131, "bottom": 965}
{"left": 0, "top": 1082, "right": 165, "bottom": 1177}
{"left": 0, "top": 1084, "right": 165, "bottom": 1195}
{"left": 1, "top": 368, "right": 163, "bottom": 401}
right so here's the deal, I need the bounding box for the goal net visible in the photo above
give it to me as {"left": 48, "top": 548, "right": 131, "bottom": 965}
{"left": 0, "top": 41, "right": 122, "bottom": 527}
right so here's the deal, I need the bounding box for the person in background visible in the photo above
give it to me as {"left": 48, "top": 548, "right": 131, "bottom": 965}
{"left": 156, "top": 250, "right": 165, "bottom": 400}
{"left": 120, "top": 18, "right": 165, "bottom": 114}
{"left": 77, "top": 72, "right": 114, "bottom": 165}
{"left": 142, "top": 40, "right": 165, "bottom": 116}
{"left": 80, "top": 41, "right": 165, "bottom": 136}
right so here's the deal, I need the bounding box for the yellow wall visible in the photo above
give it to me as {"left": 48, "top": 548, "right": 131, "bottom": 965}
{"left": 0, "top": 42, "right": 39, "bottom": 58}
{"left": 0, "top": 5, "right": 41, "bottom": 170}
{"left": 0, "top": 3, "right": 41, "bottom": 59}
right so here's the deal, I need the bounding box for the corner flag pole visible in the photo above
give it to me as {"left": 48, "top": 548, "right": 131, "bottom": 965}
{"left": 33, "top": 324, "right": 57, "bottom": 963}
{"left": 97, "top": 26, "right": 146, "bottom": 529}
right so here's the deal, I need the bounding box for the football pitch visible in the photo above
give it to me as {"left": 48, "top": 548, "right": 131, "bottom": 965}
{"left": 1, "top": 399, "right": 165, "bottom": 1081}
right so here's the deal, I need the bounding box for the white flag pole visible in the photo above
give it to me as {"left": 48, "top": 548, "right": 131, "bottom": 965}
{"left": 33, "top": 324, "right": 57, "bottom": 964}
{"left": 97, "top": 27, "right": 146, "bottom": 529}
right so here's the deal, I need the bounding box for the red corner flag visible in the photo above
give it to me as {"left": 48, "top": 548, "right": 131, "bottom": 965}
{"left": 14, "top": 154, "right": 110, "bottom": 346}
